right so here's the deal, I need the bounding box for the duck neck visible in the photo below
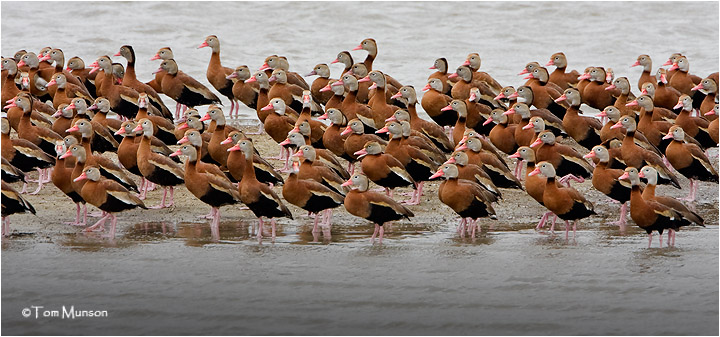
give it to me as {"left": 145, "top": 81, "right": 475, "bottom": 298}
{"left": 242, "top": 151, "right": 255, "bottom": 180}
{"left": 641, "top": 182, "right": 656, "bottom": 199}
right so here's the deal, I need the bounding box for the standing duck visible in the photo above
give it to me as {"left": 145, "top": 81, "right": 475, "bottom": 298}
{"left": 645, "top": 68, "right": 682, "bottom": 111}
{"left": 16, "top": 52, "right": 52, "bottom": 102}
{"left": 598, "top": 106, "right": 660, "bottom": 157}
{"left": 133, "top": 119, "right": 185, "bottom": 208}
{"left": 485, "top": 109, "right": 518, "bottom": 155}
{"left": 619, "top": 167, "right": 695, "bottom": 248}
{"left": 171, "top": 144, "right": 240, "bottom": 237}
{"left": 146, "top": 47, "right": 173, "bottom": 94}
{"left": 456, "top": 136, "right": 522, "bottom": 189}
{"left": 287, "top": 123, "right": 348, "bottom": 178}
{"left": 631, "top": 54, "right": 655, "bottom": 91}
{"left": 335, "top": 74, "right": 377, "bottom": 131}
{"left": 293, "top": 145, "right": 348, "bottom": 196}
{"left": 331, "top": 51, "right": 354, "bottom": 76}
{"left": 342, "top": 117, "right": 390, "bottom": 171}
{"left": 268, "top": 69, "right": 321, "bottom": 115}
{"left": 227, "top": 65, "right": 259, "bottom": 116}
{"left": 510, "top": 85, "right": 567, "bottom": 120}
{"left": 88, "top": 97, "right": 123, "bottom": 142}
{"left": 319, "top": 108, "right": 351, "bottom": 161}
{"left": 198, "top": 35, "right": 238, "bottom": 116}
{"left": 156, "top": 59, "right": 221, "bottom": 116}
{"left": 529, "top": 161, "right": 595, "bottom": 239}
{"left": 90, "top": 56, "right": 152, "bottom": 119}
{"left": 232, "top": 138, "right": 293, "bottom": 242}
{"left": 341, "top": 173, "right": 414, "bottom": 244}
{"left": 306, "top": 63, "right": 334, "bottom": 106}
{"left": 462, "top": 53, "right": 503, "bottom": 94}
{"left": 662, "top": 126, "right": 718, "bottom": 201}
{"left": 133, "top": 93, "right": 176, "bottom": 145}
{"left": 352, "top": 38, "right": 378, "bottom": 72}
{"left": 704, "top": 104, "right": 719, "bottom": 144}
{"left": 449, "top": 66, "right": 497, "bottom": 101}
{"left": 444, "top": 151, "right": 501, "bottom": 198}
{"left": 73, "top": 166, "right": 146, "bottom": 237}
{"left": 1, "top": 181, "right": 36, "bottom": 237}
{"left": 245, "top": 71, "right": 272, "bottom": 133}
{"left": 354, "top": 140, "right": 415, "bottom": 197}
{"left": 365, "top": 70, "right": 401, "bottom": 125}
{"left": 530, "top": 130, "right": 593, "bottom": 182}
{"left": 1, "top": 117, "right": 54, "bottom": 194}
{"left": 606, "top": 77, "right": 639, "bottom": 116}
{"left": 392, "top": 85, "right": 453, "bottom": 152}
{"left": 202, "top": 106, "right": 239, "bottom": 169}
{"left": 283, "top": 156, "right": 344, "bottom": 233}
{"left": 65, "top": 56, "right": 97, "bottom": 96}
{"left": 546, "top": 52, "right": 579, "bottom": 90}
{"left": 428, "top": 57, "right": 454, "bottom": 95}
{"left": 5, "top": 94, "right": 62, "bottom": 156}
{"left": 295, "top": 91, "right": 326, "bottom": 143}
{"left": 421, "top": 78, "right": 455, "bottom": 127}
{"left": 692, "top": 77, "right": 718, "bottom": 118}
{"left": 673, "top": 94, "right": 714, "bottom": 149}
{"left": 555, "top": 87, "right": 602, "bottom": 150}
{"left": 611, "top": 115, "right": 680, "bottom": 188}
{"left": 114, "top": 45, "right": 171, "bottom": 119}
{"left": 668, "top": 56, "right": 701, "bottom": 96}
{"left": 46, "top": 73, "right": 92, "bottom": 109}
{"left": 578, "top": 67, "right": 617, "bottom": 110}
{"left": 583, "top": 145, "right": 633, "bottom": 227}
{"left": 260, "top": 55, "right": 310, "bottom": 89}
{"left": 508, "top": 147, "right": 556, "bottom": 230}
{"left": 431, "top": 163, "right": 497, "bottom": 238}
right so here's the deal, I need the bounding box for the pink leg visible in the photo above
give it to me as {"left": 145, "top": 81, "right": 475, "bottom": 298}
{"left": 2, "top": 217, "right": 8, "bottom": 237}
{"left": 20, "top": 182, "right": 28, "bottom": 194}
{"left": 611, "top": 202, "right": 628, "bottom": 231}
{"left": 457, "top": 218, "right": 466, "bottom": 234}
{"left": 371, "top": 223, "right": 379, "bottom": 242}
{"left": 150, "top": 187, "right": 169, "bottom": 209}
{"left": 85, "top": 212, "right": 109, "bottom": 232}
{"left": 572, "top": 220, "right": 578, "bottom": 238}
{"left": 535, "top": 211, "right": 553, "bottom": 229}
{"left": 271, "top": 218, "right": 277, "bottom": 242}
{"left": 105, "top": 214, "right": 118, "bottom": 238}
{"left": 198, "top": 207, "right": 215, "bottom": 219}
{"left": 211, "top": 208, "right": 220, "bottom": 241}
{"left": 558, "top": 174, "right": 584, "bottom": 187}
{"left": 659, "top": 231, "right": 663, "bottom": 248}
{"left": 549, "top": 215, "right": 558, "bottom": 233}
{"left": 348, "top": 162, "right": 355, "bottom": 175}
{"left": 470, "top": 219, "right": 478, "bottom": 238}
{"left": 648, "top": 233, "right": 653, "bottom": 248}
{"left": 312, "top": 212, "right": 320, "bottom": 233}
{"left": 378, "top": 225, "right": 385, "bottom": 244}
{"left": 29, "top": 169, "right": 45, "bottom": 195}
{"left": 257, "top": 217, "right": 264, "bottom": 241}
{"left": 167, "top": 187, "right": 175, "bottom": 207}
{"left": 65, "top": 203, "right": 86, "bottom": 226}
{"left": 680, "top": 179, "right": 695, "bottom": 201}
{"left": 564, "top": 220, "right": 570, "bottom": 240}
{"left": 138, "top": 179, "right": 148, "bottom": 200}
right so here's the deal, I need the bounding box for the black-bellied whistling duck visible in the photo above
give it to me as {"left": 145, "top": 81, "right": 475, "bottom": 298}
{"left": 673, "top": 94, "right": 714, "bottom": 149}
{"left": 295, "top": 91, "right": 326, "bottom": 142}
{"left": 508, "top": 147, "right": 557, "bottom": 230}
{"left": 51, "top": 103, "right": 73, "bottom": 138}
{"left": 171, "top": 144, "right": 240, "bottom": 238}
{"left": 91, "top": 56, "right": 157, "bottom": 119}
{"left": 630, "top": 95, "right": 674, "bottom": 152}
{"left": 65, "top": 56, "right": 97, "bottom": 96}
{"left": 1, "top": 117, "right": 54, "bottom": 194}
{"left": 431, "top": 163, "right": 497, "bottom": 238}
{"left": 133, "top": 119, "right": 184, "bottom": 207}
{"left": 444, "top": 151, "right": 501, "bottom": 199}
{"left": 16, "top": 52, "right": 52, "bottom": 102}
{"left": 114, "top": 45, "right": 172, "bottom": 119}
{"left": 199, "top": 106, "right": 237, "bottom": 168}
{"left": 485, "top": 109, "right": 517, "bottom": 155}
{"left": 466, "top": 86, "right": 501, "bottom": 130}
{"left": 1, "top": 58, "right": 21, "bottom": 105}
{"left": 342, "top": 173, "right": 413, "bottom": 244}
{"left": 397, "top": 120, "right": 447, "bottom": 166}
{"left": 46, "top": 73, "right": 92, "bottom": 109}
{"left": 447, "top": 99, "right": 472, "bottom": 146}
{"left": 73, "top": 166, "right": 146, "bottom": 237}
{"left": 354, "top": 140, "right": 415, "bottom": 197}
{"left": 510, "top": 85, "right": 568, "bottom": 120}
{"left": 268, "top": 69, "right": 320, "bottom": 115}
{"left": 662, "top": 53, "right": 684, "bottom": 81}
{"left": 283, "top": 156, "right": 344, "bottom": 233}
{"left": 179, "top": 127, "right": 222, "bottom": 168}
{"left": 631, "top": 54, "right": 655, "bottom": 91}
{"left": 319, "top": 108, "right": 351, "bottom": 161}
{"left": 2, "top": 157, "right": 26, "bottom": 184}
{"left": 174, "top": 111, "right": 204, "bottom": 140}
{"left": 348, "top": 63, "right": 372, "bottom": 104}
{"left": 116, "top": 120, "right": 175, "bottom": 195}
{"left": 88, "top": 97, "right": 123, "bottom": 142}
{"left": 705, "top": 104, "right": 719, "bottom": 144}
{"left": 133, "top": 93, "right": 176, "bottom": 145}
{"left": 523, "top": 66, "right": 565, "bottom": 109}
{"left": 156, "top": 59, "right": 221, "bottom": 116}
{"left": 376, "top": 121, "right": 435, "bottom": 205}
{"left": 1, "top": 181, "right": 35, "bottom": 237}
{"left": 335, "top": 73, "right": 377, "bottom": 131}
{"left": 578, "top": 67, "right": 617, "bottom": 110}
{"left": 352, "top": 38, "right": 378, "bottom": 72}
{"left": 619, "top": 167, "right": 695, "bottom": 248}
{"left": 529, "top": 161, "right": 595, "bottom": 239}
{"left": 456, "top": 136, "right": 521, "bottom": 189}
{"left": 546, "top": 52, "right": 579, "bottom": 90}
{"left": 611, "top": 115, "right": 680, "bottom": 188}
{"left": 644, "top": 68, "right": 682, "bottom": 111}
{"left": 331, "top": 50, "right": 354, "bottom": 75}
{"left": 639, "top": 166, "right": 704, "bottom": 246}
{"left": 66, "top": 117, "right": 119, "bottom": 155}
{"left": 293, "top": 145, "right": 347, "bottom": 196}
{"left": 223, "top": 131, "right": 283, "bottom": 186}
{"left": 449, "top": 66, "right": 497, "bottom": 101}
{"left": 227, "top": 65, "right": 259, "bottom": 116}
{"left": 428, "top": 57, "right": 454, "bottom": 95}
{"left": 306, "top": 63, "right": 334, "bottom": 106}
{"left": 260, "top": 98, "right": 297, "bottom": 165}
{"left": 503, "top": 102, "right": 565, "bottom": 139}
{"left": 421, "top": 78, "right": 455, "bottom": 127}
{"left": 198, "top": 35, "right": 238, "bottom": 116}
{"left": 455, "top": 129, "right": 504, "bottom": 164}
{"left": 597, "top": 106, "right": 661, "bottom": 157}
{"left": 663, "top": 126, "right": 718, "bottom": 201}
{"left": 518, "top": 62, "right": 542, "bottom": 86}
{"left": 146, "top": 47, "right": 173, "bottom": 94}
{"left": 668, "top": 56, "right": 701, "bottom": 96}
{"left": 606, "top": 76, "right": 639, "bottom": 116}
{"left": 321, "top": 79, "right": 345, "bottom": 112}
{"left": 392, "top": 86, "right": 453, "bottom": 152}
{"left": 462, "top": 53, "right": 502, "bottom": 94}
{"left": 530, "top": 130, "right": 593, "bottom": 182}
{"left": 288, "top": 123, "right": 349, "bottom": 178}
{"left": 494, "top": 86, "right": 518, "bottom": 120}
{"left": 245, "top": 71, "right": 273, "bottom": 133}
{"left": 64, "top": 130, "right": 138, "bottom": 194}
{"left": 692, "top": 77, "right": 718, "bottom": 118}
{"left": 583, "top": 145, "right": 633, "bottom": 228}
{"left": 555, "top": 88, "right": 602, "bottom": 150}
{"left": 6, "top": 94, "right": 62, "bottom": 156}
{"left": 260, "top": 55, "right": 310, "bottom": 89}
{"left": 365, "top": 70, "right": 401, "bottom": 124}
{"left": 232, "top": 138, "right": 293, "bottom": 242}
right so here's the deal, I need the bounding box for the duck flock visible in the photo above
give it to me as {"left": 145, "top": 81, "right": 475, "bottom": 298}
{"left": 1, "top": 36, "right": 718, "bottom": 247}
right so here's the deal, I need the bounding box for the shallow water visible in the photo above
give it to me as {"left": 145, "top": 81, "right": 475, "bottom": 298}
{"left": 2, "top": 1, "right": 719, "bottom": 335}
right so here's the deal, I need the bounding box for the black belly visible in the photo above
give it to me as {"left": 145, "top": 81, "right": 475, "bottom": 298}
{"left": 605, "top": 181, "right": 631, "bottom": 204}
{"left": 199, "top": 186, "right": 238, "bottom": 208}
{"left": 405, "top": 160, "right": 434, "bottom": 183}
{"left": 10, "top": 153, "right": 53, "bottom": 171}
{"left": 301, "top": 194, "right": 342, "bottom": 214}
{"left": 456, "top": 198, "right": 494, "bottom": 219}
{"left": 177, "top": 87, "right": 219, "bottom": 107}
{"left": 246, "top": 193, "right": 291, "bottom": 219}
{"left": 144, "top": 167, "right": 184, "bottom": 187}
{"left": 367, "top": 203, "right": 407, "bottom": 226}
{"left": 99, "top": 194, "right": 142, "bottom": 213}
{"left": 676, "top": 159, "right": 719, "bottom": 182}
{"left": 373, "top": 171, "right": 414, "bottom": 189}
{"left": 556, "top": 201, "right": 595, "bottom": 221}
